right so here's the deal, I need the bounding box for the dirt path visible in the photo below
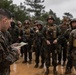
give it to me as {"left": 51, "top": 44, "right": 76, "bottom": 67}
{"left": 10, "top": 54, "right": 76, "bottom": 75}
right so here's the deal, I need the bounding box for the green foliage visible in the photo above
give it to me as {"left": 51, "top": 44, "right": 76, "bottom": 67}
{"left": 0, "top": 0, "right": 61, "bottom": 24}
{"left": 0, "top": 0, "right": 28, "bottom": 22}
{"left": 64, "top": 12, "right": 73, "bottom": 18}
{"left": 24, "top": 0, "right": 45, "bottom": 17}
{"left": 40, "top": 10, "right": 61, "bottom": 25}
{"left": 0, "top": 0, "right": 12, "bottom": 9}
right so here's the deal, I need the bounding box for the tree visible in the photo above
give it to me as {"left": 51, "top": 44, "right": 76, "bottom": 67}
{"left": 0, "top": 0, "right": 29, "bottom": 22}
{"left": 0, "top": 0, "right": 60, "bottom": 24}
{"left": 0, "top": 0, "right": 13, "bottom": 9}
{"left": 39, "top": 9, "right": 61, "bottom": 25}
{"left": 24, "top": 0, "right": 45, "bottom": 19}
{"left": 13, "top": 2, "right": 29, "bottom": 22}
{"left": 64, "top": 12, "right": 73, "bottom": 18}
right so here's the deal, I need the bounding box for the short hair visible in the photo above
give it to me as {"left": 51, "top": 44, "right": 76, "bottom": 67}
{"left": 0, "top": 8, "right": 12, "bottom": 19}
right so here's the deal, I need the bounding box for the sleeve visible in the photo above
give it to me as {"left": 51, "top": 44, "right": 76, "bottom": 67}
{"left": 64, "top": 29, "right": 71, "bottom": 39}
{"left": 5, "top": 48, "right": 19, "bottom": 65}
{"left": 7, "top": 31, "right": 12, "bottom": 45}
{"left": 57, "top": 25, "right": 61, "bottom": 36}
{"left": 0, "top": 43, "right": 4, "bottom": 63}
{"left": 20, "top": 29, "right": 24, "bottom": 37}
{"left": 41, "top": 26, "right": 47, "bottom": 41}
{"left": 30, "top": 28, "right": 34, "bottom": 38}
{"left": 56, "top": 26, "right": 61, "bottom": 41}
{"left": 0, "top": 42, "right": 19, "bottom": 65}
{"left": 16, "top": 26, "right": 20, "bottom": 37}
{"left": 68, "top": 32, "right": 73, "bottom": 54}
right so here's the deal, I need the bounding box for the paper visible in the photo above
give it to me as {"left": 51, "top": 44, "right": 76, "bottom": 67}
{"left": 19, "top": 42, "right": 28, "bottom": 47}
{"left": 11, "top": 42, "right": 28, "bottom": 49}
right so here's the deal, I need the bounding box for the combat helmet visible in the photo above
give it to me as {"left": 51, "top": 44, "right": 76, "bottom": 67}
{"left": 70, "top": 18, "right": 76, "bottom": 25}
{"left": 37, "top": 20, "right": 44, "bottom": 26}
{"left": 17, "top": 21, "right": 22, "bottom": 25}
{"left": 24, "top": 20, "right": 30, "bottom": 25}
{"left": 47, "top": 15, "right": 55, "bottom": 21}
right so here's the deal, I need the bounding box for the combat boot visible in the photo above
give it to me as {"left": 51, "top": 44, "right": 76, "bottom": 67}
{"left": 65, "top": 67, "right": 71, "bottom": 74}
{"left": 57, "top": 61, "right": 61, "bottom": 65}
{"left": 22, "top": 60, "right": 27, "bottom": 63}
{"left": 20, "top": 54, "right": 23, "bottom": 57}
{"left": 53, "top": 67, "right": 57, "bottom": 74}
{"left": 39, "top": 64, "right": 44, "bottom": 68}
{"left": 44, "top": 68, "right": 49, "bottom": 75}
{"left": 62, "top": 61, "right": 65, "bottom": 66}
{"left": 28, "top": 60, "right": 32, "bottom": 64}
{"left": 34, "top": 64, "right": 38, "bottom": 68}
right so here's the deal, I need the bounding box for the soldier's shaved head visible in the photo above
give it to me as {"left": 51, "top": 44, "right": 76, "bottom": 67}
{"left": 0, "top": 8, "right": 12, "bottom": 19}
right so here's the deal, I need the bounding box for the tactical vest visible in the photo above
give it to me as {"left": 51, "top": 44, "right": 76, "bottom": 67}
{"left": 73, "top": 39, "right": 76, "bottom": 47}
{"left": 46, "top": 25, "right": 57, "bottom": 39}
{"left": 24, "top": 27, "right": 30, "bottom": 38}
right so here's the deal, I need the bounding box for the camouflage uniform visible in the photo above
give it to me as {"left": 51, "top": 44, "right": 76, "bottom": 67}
{"left": 44, "top": 23, "right": 60, "bottom": 74}
{"left": 65, "top": 19, "right": 76, "bottom": 74}
{"left": 58, "top": 20, "right": 69, "bottom": 65}
{"left": 8, "top": 21, "right": 19, "bottom": 43}
{"left": 17, "top": 21, "right": 24, "bottom": 57}
{"left": 33, "top": 21, "right": 45, "bottom": 68}
{"left": 43, "top": 15, "right": 61, "bottom": 75}
{"left": 0, "top": 31, "right": 19, "bottom": 75}
{"left": 65, "top": 29, "right": 76, "bottom": 74}
{"left": 22, "top": 20, "right": 33, "bottom": 63}
{"left": 69, "top": 29, "right": 76, "bottom": 69}
{"left": 2, "top": 31, "right": 12, "bottom": 46}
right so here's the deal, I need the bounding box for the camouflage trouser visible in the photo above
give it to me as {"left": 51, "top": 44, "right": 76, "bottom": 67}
{"left": 23, "top": 44, "right": 32, "bottom": 61}
{"left": 0, "top": 68, "right": 10, "bottom": 75}
{"left": 66, "top": 48, "right": 76, "bottom": 70}
{"left": 44, "top": 49, "right": 50, "bottom": 68}
{"left": 35, "top": 48, "right": 44, "bottom": 65}
{"left": 44, "top": 44, "right": 57, "bottom": 68}
{"left": 72, "top": 48, "right": 76, "bottom": 69}
{"left": 66, "top": 55, "right": 73, "bottom": 70}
